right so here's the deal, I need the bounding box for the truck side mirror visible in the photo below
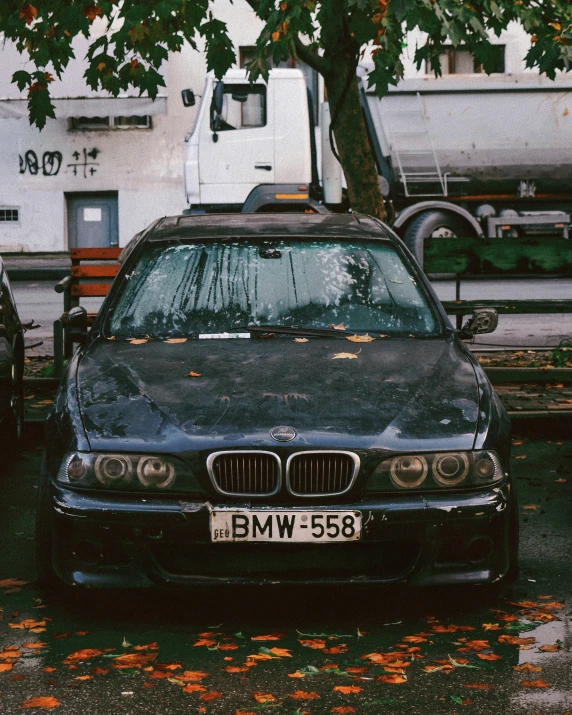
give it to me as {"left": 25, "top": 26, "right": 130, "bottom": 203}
{"left": 181, "top": 89, "right": 196, "bottom": 107}
{"left": 68, "top": 306, "right": 88, "bottom": 344}
{"left": 210, "top": 81, "right": 225, "bottom": 142}
{"left": 460, "top": 309, "right": 498, "bottom": 339}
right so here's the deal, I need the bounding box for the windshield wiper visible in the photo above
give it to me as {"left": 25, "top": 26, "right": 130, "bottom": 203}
{"left": 232, "top": 325, "right": 355, "bottom": 338}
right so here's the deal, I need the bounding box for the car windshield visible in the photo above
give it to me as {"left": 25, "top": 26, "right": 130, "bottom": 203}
{"left": 106, "top": 239, "right": 439, "bottom": 337}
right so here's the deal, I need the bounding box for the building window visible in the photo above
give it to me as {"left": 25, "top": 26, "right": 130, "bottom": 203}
{"left": 0, "top": 208, "right": 19, "bottom": 223}
{"left": 212, "top": 85, "right": 267, "bottom": 131}
{"left": 430, "top": 45, "right": 505, "bottom": 75}
{"left": 69, "top": 115, "right": 151, "bottom": 130}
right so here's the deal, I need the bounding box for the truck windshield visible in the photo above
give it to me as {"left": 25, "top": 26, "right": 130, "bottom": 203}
{"left": 107, "top": 240, "right": 439, "bottom": 337}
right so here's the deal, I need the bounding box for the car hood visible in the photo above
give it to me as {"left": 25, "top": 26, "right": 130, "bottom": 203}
{"left": 76, "top": 336, "right": 480, "bottom": 453}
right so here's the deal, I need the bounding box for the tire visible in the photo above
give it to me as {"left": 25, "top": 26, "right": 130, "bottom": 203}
{"left": 402, "top": 210, "right": 471, "bottom": 268}
{"left": 0, "top": 349, "right": 24, "bottom": 455}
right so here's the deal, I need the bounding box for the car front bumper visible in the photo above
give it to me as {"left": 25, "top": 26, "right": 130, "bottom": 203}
{"left": 48, "top": 482, "right": 513, "bottom": 588}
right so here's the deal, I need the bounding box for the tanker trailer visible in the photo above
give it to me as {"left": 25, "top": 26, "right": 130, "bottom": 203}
{"left": 362, "top": 72, "right": 572, "bottom": 265}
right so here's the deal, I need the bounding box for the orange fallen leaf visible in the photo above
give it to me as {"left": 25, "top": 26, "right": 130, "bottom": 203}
{"left": 294, "top": 338, "right": 308, "bottom": 343}
{"left": 194, "top": 639, "right": 216, "bottom": 647}
{"left": 538, "top": 644, "right": 560, "bottom": 652}
{"left": 299, "top": 639, "right": 326, "bottom": 650}
{"left": 74, "top": 675, "right": 93, "bottom": 681}
{"left": 252, "top": 692, "right": 278, "bottom": 703}
{"left": 251, "top": 633, "right": 287, "bottom": 641}
{"left": 514, "top": 455, "right": 527, "bottom": 460}
{"left": 521, "top": 679, "right": 551, "bottom": 688}
{"left": 200, "top": 691, "right": 222, "bottom": 701}
{"left": 226, "top": 665, "right": 250, "bottom": 673}
{"left": 346, "top": 334, "right": 375, "bottom": 343}
{"left": 289, "top": 690, "right": 320, "bottom": 700}
{"left": 219, "top": 643, "right": 239, "bottom": 651}
{"left": 376, "top": 674, "right": 407, "bottom": 684}
{"left": 112, "top": 652, "right": 157, "bottom": 668}
{"left": 476, "top": 653, "right": 501, "bottom": 661}
{"left": 267, "top": 647, "right": 292, "bottom": 657}
{"left": 513, "top": 663, "right": 542, "bottom": 673}
{"left": 75, "top": 631, "right": 89, "bottom": 636}
{"left": 457, "top": 639, "right": 490, "bottom": 652}
{"left": 21, "top": 697, "right": 60, "bottom": 710}
{"left": 402, "top": 635, "right": 427, "bottom": 643}
{"left": 92, "top": 667, "right": 110, "bottom": 675}
{"left": 42, "top": 668, "right": 56, "bottom": 674}
{"left": 164, "top": 338, "right": 188, "bottom": 344}
{"left": 182, "top": 684, "right": 207, "bottom": 694}
{"left": 555, "top": 478, "right": 567, "bottom": 484}
{"left": 482, "top": 623, "right": 501, "bottom": 631}
{"left": 498, "top": 635, "right": 536, "bottom": 646}
{"left": 333, "top": 685, "right": 362, "bottom": 694}
{"left": 522, "top": 504, "right": 538, "bottom": 510}
{"left": 133, "top": 642, "right": 159, "bottom": 651}
{"left": 176, "top": 670, "right": 209, "bottom": 682}
{"left": 187, "top": 371, "right": 202, "bottom": 378}
{"left": 63, "top": 649, "right": 104, "bottom": 664}
{"left": 9, "top": 619, "right": 47, "bottom": 631}
{"left": 331, "top": 708, "right": 356, "bottom": 714}
{"left": 129, "top": 338, "right": 149, "bottom": 345}
{"left": 330, "top": 324, "right": 346, "bottom": 330}
{"left": 345, "top": 667, "right": 368, "bottom": 674}
{"left": 463, "top": 683, "right": 493, "bottom": 690}
{"left": 0, "top": 663, "right": 13, "bottom": 672}
{"left": 324, "top": 645, "right": 347, "bottom": 655}
{"left": 0, "top": 579, "right": 28, "bottom": 589}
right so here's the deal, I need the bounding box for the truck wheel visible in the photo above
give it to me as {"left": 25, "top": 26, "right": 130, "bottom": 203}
{"left": 403, "top": 210, "right": 470, "bottom": 267}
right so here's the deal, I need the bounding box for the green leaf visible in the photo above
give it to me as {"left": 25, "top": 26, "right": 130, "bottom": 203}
{"left": 503, "top": 621, "right": 542, "bottom": 633}
{"left": 450, "top": 695, "right": 464, "bottom": 705}
{"left": 12, "top": 70, "right": 32, "bottom": 91}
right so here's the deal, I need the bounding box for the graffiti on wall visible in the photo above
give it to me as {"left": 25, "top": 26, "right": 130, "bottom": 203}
{"left": 18, "top": 148, "right": 100, "bottom": 178}
{"left": 67, "top": 148, "right": 100, "bottom": 178}
{"left": 19, "top": 150, "right": 63, "bottom": 176}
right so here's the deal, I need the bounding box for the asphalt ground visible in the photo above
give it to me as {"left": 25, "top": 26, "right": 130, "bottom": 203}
{"left": 0, "top": 421, "right": 571, "bottom": 714}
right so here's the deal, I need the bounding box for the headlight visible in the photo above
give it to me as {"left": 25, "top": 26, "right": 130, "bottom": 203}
{"left": 57, "top": 452, "right": 203, "bottom": 494}
{"left": 368, "top": 450, "right": 504, "bottom": 492}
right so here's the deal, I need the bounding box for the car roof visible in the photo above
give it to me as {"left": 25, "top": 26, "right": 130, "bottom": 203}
{"left": 144, "top": 213, "right": 394, "bottom": 243}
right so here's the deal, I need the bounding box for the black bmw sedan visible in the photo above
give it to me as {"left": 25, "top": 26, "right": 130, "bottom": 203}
{"left": 37, "top": 214, "right": 517, "bottom": 589}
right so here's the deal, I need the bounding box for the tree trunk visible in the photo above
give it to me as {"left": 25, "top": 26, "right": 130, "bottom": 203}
{"left": 324, "top": 62, "right": 386, "bottom": 220}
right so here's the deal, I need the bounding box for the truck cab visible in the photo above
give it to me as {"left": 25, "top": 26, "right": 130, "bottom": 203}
{"left": 184, "top": 69, "right": 319, "bottom": 213}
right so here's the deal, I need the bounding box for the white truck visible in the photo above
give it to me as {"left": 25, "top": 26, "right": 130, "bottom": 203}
{"left": 182, "top": 68, "right": 572, "bottom": 263}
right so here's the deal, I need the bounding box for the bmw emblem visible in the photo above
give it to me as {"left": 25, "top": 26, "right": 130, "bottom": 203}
{"left": 270, "top": 425, "right": 296, "bottom": 442}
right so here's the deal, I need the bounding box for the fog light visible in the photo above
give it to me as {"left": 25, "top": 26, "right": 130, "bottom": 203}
{"left": 465, "top": 536, "right": 493, "bottom": 564}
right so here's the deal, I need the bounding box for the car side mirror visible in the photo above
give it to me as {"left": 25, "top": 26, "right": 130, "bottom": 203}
{"left": 460, "top": 308, "right": 498, "bottom": 339}
{"left": 181, "top": 89, "right": 196, "bottom": 107}
{"left": 68, "top": 306, "right": 88, "bottom": 344}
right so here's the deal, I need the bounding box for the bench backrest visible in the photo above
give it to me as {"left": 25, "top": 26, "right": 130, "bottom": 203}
{"left": 70, "top": 247, "right": 122, "bottom": 299}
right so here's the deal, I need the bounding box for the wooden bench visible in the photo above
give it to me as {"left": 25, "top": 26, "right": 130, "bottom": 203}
{"left": 53, "top": 248, "right": 122, "bottom": 375}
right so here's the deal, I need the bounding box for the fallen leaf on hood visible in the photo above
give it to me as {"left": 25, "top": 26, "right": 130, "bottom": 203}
{"left": 329, "top": 324, "right": 346, "bottom": 330}
{"left": 538, "top": 644, "right": 561, "bottom": 652}
{"left": 294, "top": 338, "right": 308, "bottom": 343}
{"left": 346, "top": 334, "right": 375, "bottom": 343}
{"left": 164, "top": 338, "right": 188, "bottom": 344}
{"left": 331, "top": 708, "right": 356, "bottom": 714}
{"left": 521, "top": 679, "right": 551, "bottom": 688}
{"left": 476, "top": 653, "right": 501, "bottom": 661}
{"left": 289, "top": 691, "right": 320, "bottom": 700}
{"left": 251, "top": 633, "right": 287, "bottom": 641}
{"left": 0, "top": 579, "right": 28, "bottom": 589}
{"left": 498, "top": 635, "right": 536, "bottom": 646}
{"left": 376, "top": 674, "right": 407, "bottom": 684}
{"left": 187, "top": 371, "right": 202, "bottom": 378}
{"left": 333, "top": 685, "right": 362, "bottom": 694}
{"left": 129, "top": 339, "right": 149, "bottom": 345}
{"left": 182, "top": 684, "right": 206, "bottom": 694}
{"left": 513, "top": 663, "right": 542, "bottom": 673}
{"left": 8, "top": 619, "right": 47, "bottom": 631}
{"left": 21, "top": 697, "right": 60, "bottom": 710}
{"left": 252, "top": 692, "right": 278, "bottom": 703}
{"left": 332, "top": 350, "right": 361, "bottom": 360}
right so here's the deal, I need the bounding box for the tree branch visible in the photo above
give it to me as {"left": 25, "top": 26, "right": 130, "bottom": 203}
{"left": 293, "top": 36, "right": 331, "bottom": 76}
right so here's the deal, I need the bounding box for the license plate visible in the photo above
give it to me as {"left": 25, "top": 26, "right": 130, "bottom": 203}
{"left": 210, "top": 510, "right": 361, "bottom": 543}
